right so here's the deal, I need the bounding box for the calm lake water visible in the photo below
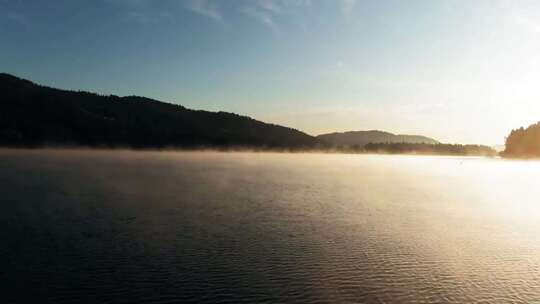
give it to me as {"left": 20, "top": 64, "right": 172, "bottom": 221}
{"left": 2, "top": 149, "right": 540, "bottom": 303}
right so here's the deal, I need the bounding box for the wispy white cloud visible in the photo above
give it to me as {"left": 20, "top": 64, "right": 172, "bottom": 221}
{"left": 241, "top": 5, "right": 279, "bottom": 33}
{"left": 188, "top": 0, "right": 222, "bottom": 21}
{"left": 257, "top": 0, "right": 282, "bottom": 14}
{"left": 240, "top": 0, "right": 311, "bottom": 34}
{"left": 104, "top": 0, "right": 177, "bottom": 24}
{"left": 340, "top": 0, "right": 356, "bottom": 16}
{"left": 107, "top": 0, "right": 316, "bottom": 29}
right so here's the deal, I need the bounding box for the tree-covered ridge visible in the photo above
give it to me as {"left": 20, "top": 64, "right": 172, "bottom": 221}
{"left": 0, "top": 73, "right": 319, "bottom": 149}
{"left": 364, "top": 143, "right": 497, "bottom": 156}
{"left": 503, "top": 122, "right": 540, "bottom": 158}
{"left": 317, "top": 130, "right": 438, "bottom": 148}
{"left": 0, "top": 73, "right": 499, "bottom": 157}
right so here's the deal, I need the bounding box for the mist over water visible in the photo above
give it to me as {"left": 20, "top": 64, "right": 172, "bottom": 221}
{"left": 2, "top": 149, "right": 540, "bottom": 303}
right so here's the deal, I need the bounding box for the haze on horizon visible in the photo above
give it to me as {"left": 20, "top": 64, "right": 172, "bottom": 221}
{"left": 2, "top": 0, "right": 539, "bottom": 145}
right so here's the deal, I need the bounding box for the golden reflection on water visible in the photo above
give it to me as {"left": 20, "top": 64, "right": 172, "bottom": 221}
{"left": 3, "top": 150, "right": 540, "bottom": 303}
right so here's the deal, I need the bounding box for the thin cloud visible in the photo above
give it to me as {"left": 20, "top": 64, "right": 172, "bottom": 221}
{"left": 105, "top": 0, "right": 177, "bottom": 24}
{"left": 240, "top": 0, "right": 311, "bottom": 34}
{"left": 340, "top": 0, "right": 356, "bottom": 16}
{"left": 257, "top": 0, "right": 282, "bottom": 14}
{"left": 241, "top": 6, "right": 279, "bottom": 33}
{"left": 188, "top": 0, "right": 222, "bottom": 21}
{"left": 255, "top": 0, "right": 312, "bottom": 12}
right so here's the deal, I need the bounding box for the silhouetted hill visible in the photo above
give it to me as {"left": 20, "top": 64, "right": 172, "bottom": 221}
{"left": 502, "top": 122, "right": 540, "bottom": 158}
{"left": 317, "top": 130, "right": 438, "bottom": 148}
{"left": 0, "top": 73, "right": 319, "bottom": 148}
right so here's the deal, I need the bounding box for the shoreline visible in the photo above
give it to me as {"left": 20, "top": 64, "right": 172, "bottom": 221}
{"left": 0, "top": 145, "right": 501, "bottom": 158}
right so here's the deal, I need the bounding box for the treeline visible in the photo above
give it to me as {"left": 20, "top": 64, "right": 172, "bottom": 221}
{"left": 0, "top": 73, "right": 318, "bottom": 149}
{"left": 364, "top": 143, "right": 497, "bottom": 156}
{"left": 1, "top": 73, "right": 502, "bottom": 157}
{"left": 503, "top": 122, "right": 540, "bottom": 158}
{"left": 316, "top": 130, "right": 438, "bottom": 147}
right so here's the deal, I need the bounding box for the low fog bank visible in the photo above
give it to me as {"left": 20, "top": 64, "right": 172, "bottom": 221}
{"left": 0, "top": 143, "right": 499, "bottom": 158}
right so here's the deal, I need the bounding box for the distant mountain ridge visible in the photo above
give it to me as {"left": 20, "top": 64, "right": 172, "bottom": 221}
{"left": 0, "top": 73, "right": 318, "bottom": 148}
{"left": 317, "top": 130, "right": 438, "bottom": 147}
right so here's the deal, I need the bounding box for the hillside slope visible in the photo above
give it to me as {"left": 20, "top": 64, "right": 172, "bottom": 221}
{"left": 0, "top": 73, "right": 319, "bottom": 148}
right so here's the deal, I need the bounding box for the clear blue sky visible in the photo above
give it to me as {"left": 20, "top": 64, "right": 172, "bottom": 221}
{"left": 2, "top": 0, "right": 540, "bottom": 144}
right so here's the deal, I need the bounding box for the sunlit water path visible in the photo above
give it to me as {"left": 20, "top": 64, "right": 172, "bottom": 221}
{"left": 2, "top": 150, "right": 540, "bottom": 303}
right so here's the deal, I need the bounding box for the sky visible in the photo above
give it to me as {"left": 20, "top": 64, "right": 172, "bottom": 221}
{"left": 2, "top": 0, "right": 540, "bottom": 144}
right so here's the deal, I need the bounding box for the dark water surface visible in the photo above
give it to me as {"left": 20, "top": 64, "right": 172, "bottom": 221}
{"left": 2, "top": 149, "right": 540, "bottom": 303}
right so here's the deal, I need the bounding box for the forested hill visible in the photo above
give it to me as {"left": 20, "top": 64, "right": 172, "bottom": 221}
{"left": 0, "top": 73, "right": 319, "bottom": 149}
{"left": 503, "top": 122, "right": 540, "bottom": 158}
{"left": 317, "top": 130, "right": 438, "bottom": 148}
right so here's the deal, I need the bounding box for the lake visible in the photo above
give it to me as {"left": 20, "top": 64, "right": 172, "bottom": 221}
{"left": 2, "top": 149, "right": 540, "bottom": 303}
